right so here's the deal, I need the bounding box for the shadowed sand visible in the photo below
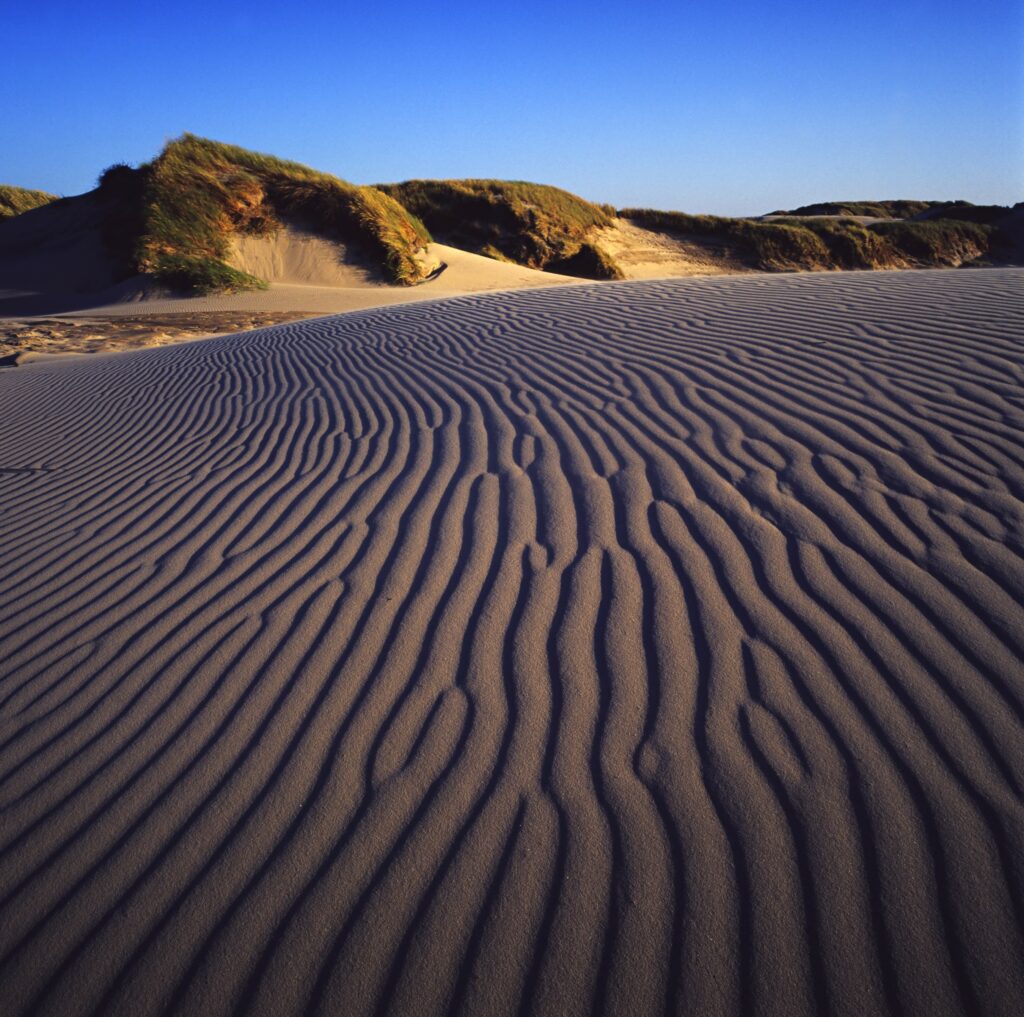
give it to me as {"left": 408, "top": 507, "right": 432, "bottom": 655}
{"left": 0, "top": 268, "right": 1022, "bottom": 1017}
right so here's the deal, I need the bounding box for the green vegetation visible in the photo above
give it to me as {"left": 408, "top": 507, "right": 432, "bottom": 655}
{"left": 5, "top": 138, "right": 1018, "bottom": 291}
{"left": 549, "top": 241, "right": 624, "bottom": 280}
{"left": 869, "top": 219, "right": 996, "bottom": 265}
{"left": 621, "top": 209, "right": 832, "bottom": 269}
{"left": 621, "top": 208, "right": 1001, "bottom": 270}
{"left": 379, "top": 179, "right": 622, "bottom": 278}
{"left": 150, "top": 254, "right": 267, "bottom": 293}
{"left": 78, "top": 135, "right": 434, "bottom": 293}
{"left": 0, "top": 184, "right": 58, "bottom": 220}
{"left": 127, "top": 134, "right": 432, "bottom": 292}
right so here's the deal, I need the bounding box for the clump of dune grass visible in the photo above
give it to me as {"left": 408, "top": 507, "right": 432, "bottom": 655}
{"left": 131, "top": 134, "right": 432, "bottom": 292}
{"left": 549, "top": 241, "right": 624, "bottom": 279}
{"left": 150, "top": 254, "right": 267, "bottom": 294}
{"left": 479, "top": 243, "right": 515, "bottom": 263}
{"left": 379, "top": 178, "right": 620, "bottom": 277}
{"left": 765, "top": 216, "right": 910, "bottom": 268}
{"left": 868, "top": 219, "right": 995, "bottom": 265}
{"left": 0, "top": 184, "right": 58, "bottom": 219}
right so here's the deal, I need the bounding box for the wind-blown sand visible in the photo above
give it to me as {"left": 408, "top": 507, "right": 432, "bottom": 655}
{"left": 0, "top": 268, "right": 1022, "bottom": 1017}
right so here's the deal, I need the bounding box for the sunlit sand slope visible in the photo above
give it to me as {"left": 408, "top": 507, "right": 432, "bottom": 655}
{"left": 0, "top": 268, "right": 1022, "bottom": 1017}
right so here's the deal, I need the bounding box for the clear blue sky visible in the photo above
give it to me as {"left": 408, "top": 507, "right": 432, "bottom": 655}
{"left": 2, "top": 0, "right": 1021, "bottom": 215}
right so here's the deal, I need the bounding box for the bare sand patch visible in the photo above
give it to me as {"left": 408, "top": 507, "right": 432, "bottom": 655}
{"left": 593, "top": 218, "right": 747, "bottom": 277}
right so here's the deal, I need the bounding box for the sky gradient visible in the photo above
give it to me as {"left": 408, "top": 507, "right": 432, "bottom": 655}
{"left": 3, "top": 0, "right": 1021, "bottom": 216}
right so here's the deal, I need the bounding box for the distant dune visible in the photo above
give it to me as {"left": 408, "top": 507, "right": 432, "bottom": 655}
{"left": 3, "top": 136, "right": 1020, "bottom": 333}
{"left": 767, "top": 199, "right": 949, "bottom": 219}
{"left": 1, "top": 268, "right": 1022, "bottom": 1017}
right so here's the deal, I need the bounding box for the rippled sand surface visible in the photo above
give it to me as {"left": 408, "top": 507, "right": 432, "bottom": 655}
{"left": 1, "top": 269, "right": 1022, "bottom": 1017}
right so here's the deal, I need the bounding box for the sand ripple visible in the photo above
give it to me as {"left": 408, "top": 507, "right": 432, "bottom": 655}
{"left": 1, "top": 268, "right": 1022, "bottom": 1016}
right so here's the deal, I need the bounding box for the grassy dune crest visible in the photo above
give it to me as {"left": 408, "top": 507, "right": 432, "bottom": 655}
{"left": 0, "top": 184, "right": 58, "bottom": 220}
{"left": 379, "top": 179, "right": 623, "bottom": 278}
{"left": 768, "top": 199, "right": 946, "bottom": 218}
{"left": 130, "top": 135, "right": 433, "bottom": 292}
{"left": 622, "top": 207, "right": 1002, "bottom": 270}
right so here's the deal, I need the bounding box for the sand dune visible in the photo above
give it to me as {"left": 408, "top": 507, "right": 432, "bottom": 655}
{"left": 0, "top": 268, "right": 1022, "bottom": 1017}
{"left": 0, "top": 241, "right": 575, "bottom": 324}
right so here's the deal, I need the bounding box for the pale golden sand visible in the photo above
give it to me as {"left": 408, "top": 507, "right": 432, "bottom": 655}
{"left": 0, "top": 268, "right": 1022, "bottom": 1017}
{"left": 593, "top": 218, "right": 745, "bottom": 277}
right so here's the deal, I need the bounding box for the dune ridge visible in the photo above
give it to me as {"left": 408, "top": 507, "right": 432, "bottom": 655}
{"left": 0, "top": 268, "right": 1022, "bottom": 1017}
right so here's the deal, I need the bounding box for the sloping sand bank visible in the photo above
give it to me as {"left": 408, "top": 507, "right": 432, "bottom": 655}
{"left": 227, "top": 224, "right": 384, "bottom": 287}
{"left": 0, "top": 240, "right": 575, "bottom": 321}
{"left": 594, "top": 218, "right": 745, "bottom": 277}
{"left": 1, "top": 269, "right": 1022, "bottom": 1017}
